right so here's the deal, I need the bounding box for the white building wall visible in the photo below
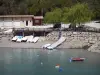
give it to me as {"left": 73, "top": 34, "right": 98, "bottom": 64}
{"left": 0, "top": 17, "right": 33, "bottom": 28}
{"left": 4, "top": 18, "right": 13, "bottom": 27}
{"left": 13, "top": 17, "right": 21, "bottom": 27}
{"left": 20, "top": 21, "right": 25, "bottom": 27}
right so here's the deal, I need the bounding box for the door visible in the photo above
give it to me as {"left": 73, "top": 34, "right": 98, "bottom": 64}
{"left": 26, "top": 20, "right": 28, "bottom": 26}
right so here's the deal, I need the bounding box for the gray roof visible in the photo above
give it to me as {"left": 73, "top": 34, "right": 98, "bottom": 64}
{"left": 0, "top": 15, "right": 34, "bottom": 18}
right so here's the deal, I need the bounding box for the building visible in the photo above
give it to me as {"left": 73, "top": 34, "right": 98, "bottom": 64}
{"left": 0, "top": 15, "right": 43, "bottom": 28}
{"left": 0, "top": 15, "right": 53, "bottom": 36}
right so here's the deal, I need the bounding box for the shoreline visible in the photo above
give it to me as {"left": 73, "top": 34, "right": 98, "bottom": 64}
{"left": 0, "top": 38, "right": 90, "bottom": 50}
{"left": 0, "top": 31, "right": 100, "bottom": 53}
{"left": 0, "top": 36, "right": 88, "bottom": 49}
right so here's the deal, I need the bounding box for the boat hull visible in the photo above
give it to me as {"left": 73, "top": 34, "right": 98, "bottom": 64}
{"left": 70, "top": 58, "right": 85, "bottom": 62}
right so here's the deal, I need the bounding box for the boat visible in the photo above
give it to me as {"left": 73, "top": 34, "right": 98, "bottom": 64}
{"left": 42, "top": 44, "right": 51, "bottom": 48}
{"left": 12, "top": 36, "right": 18, "bottom": 42}
{"left": 31, "top": 37, "right": 39, "bottom": 43}
{"left": 70, "top": 57, "right": 85, "bottom": 62}
{"left": 21, "top": 36, "right": 28, "bottom": 42}
{"left": 27, "top": 35, "right": 33, "bottom": 42}
{"left": 16, "top": 36, "right": 23, "bottom": 42}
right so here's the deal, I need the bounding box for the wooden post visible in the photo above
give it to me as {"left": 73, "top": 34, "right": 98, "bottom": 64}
{"left": 22, "top": 28, "right": 24, "bottom": 37}
{"left": 44, "top": 31, "right": 45, "bottom": 37}
{"left": 33, "top": 31, "right": 34, "bottom": 37}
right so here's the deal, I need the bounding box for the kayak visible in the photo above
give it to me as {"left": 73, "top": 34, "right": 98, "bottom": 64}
{"left": 70, "top": 57, "right": 85, "bottom": 61}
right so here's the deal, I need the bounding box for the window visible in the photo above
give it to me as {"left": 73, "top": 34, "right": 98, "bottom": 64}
{"left": 35, "top": 20, "right": 39, "bottom": 23}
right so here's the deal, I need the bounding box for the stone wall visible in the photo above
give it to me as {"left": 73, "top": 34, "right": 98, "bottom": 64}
{"left": 46, "top": 31, "right": 100, "bottom": 42}
{"left": 45, "top": 31, "right": 100, "bottom": 50}
{"left": 88, "top": 41, "right": 100, "bottom": 53}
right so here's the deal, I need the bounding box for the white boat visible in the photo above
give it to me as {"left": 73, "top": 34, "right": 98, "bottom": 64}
{"left": 46, "top": 46, "right": 54, "bottom": 50}
{"left": 16, "top": 36, "right": 23, "bottom": 42}
{"left": 31, "top": 37, "right": 39, "bottom": 43}
{"left": 12, "top": 36, "right": 18, "bottom": 42}
{"left": 21, "top": 36, "right": 28, "bottom": 42}
{"left": 42, "top": 44, "right": 51, "bottom": 48}
{"left": 27, "top": 35, "right": 34, "bottom": 42}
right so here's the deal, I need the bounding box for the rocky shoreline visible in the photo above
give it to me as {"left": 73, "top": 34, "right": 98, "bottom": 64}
{"left": 47, "top": 31, "right": 100, "bottom": 53}
{"left": 0, "top": 31, "right": 100, "bottom": 53}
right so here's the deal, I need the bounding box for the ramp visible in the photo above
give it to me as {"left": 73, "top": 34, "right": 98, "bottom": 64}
{"left": 47, "top": 37, "right": 66, "bottom": 50}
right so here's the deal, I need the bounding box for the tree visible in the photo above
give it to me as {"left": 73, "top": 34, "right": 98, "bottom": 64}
{"left": 89, "top": 0, "right": 100, "bottom": 19}
{"left": 0, "top": 0, "right": 98, "bottom": 18}
{"left": 66, "top": 3, "right": 93, "bottom": 26}
{"left": 44, "top": 3, "right": 93, "bottom": 25}
{"left": 44, "top": 8, "right": 62, "bottom": 23}
{"left": 61, "top": 7, "right": 70, "bottom": 23}
{"left": 44, "top": 8, "right": 64, "bottom": 39}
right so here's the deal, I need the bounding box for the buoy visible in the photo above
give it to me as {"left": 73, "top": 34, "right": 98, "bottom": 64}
{"left": 69, "top": 59, "right": 72, "bottom": 62}
{"left": 55, "top": 64, "right": 60, "bottom": 69}
{"left": 41, "top": 62, "right": 43, "bottom": 65}
{"left": 37, "top": 54, "right": 39, "bottom": 56}
{"left": 55, "top": 66, "right": 60, "bottom": 69}
{"left": 59, "top": 67, "right": 63, "bottom": 72}
{"left": 56, "top": 64, "right": 60, "bottom": 66}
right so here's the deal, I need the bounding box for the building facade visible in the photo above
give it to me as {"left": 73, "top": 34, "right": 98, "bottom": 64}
{"left": 0, "top": 15, "right": 43, "bottom": 28}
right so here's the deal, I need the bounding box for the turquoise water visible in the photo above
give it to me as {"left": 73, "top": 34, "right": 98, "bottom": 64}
{"left": 0, "top": 48, "right": 100, "bottom": 75}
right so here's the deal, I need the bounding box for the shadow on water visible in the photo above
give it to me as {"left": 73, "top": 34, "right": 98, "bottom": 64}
{"left": 0, "top": 48, "right": 100, "bottom": 75}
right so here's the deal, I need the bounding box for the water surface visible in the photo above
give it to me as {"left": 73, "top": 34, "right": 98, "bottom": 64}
{"left": 0, "top": 48, "right": 100, "bottom": 75}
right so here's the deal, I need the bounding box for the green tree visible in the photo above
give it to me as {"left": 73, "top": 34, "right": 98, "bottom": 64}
{"left": 44, "top": 8, "right": 62, "bottom": 23}
{"left": 0, "top": 0, "right": 98, "bottom": 18}
{"left": 67, "top": 3, "right": 93, "bottom": 26}
{"left": 44, "top": 3, "right": 93, "bottom": 25}
{"left": 44, "top": 8, "right": 63, "bottom": 39}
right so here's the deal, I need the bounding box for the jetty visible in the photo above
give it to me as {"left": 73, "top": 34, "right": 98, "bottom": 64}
{"left": 47, "top": 37, "right": 66, "bottom": 49}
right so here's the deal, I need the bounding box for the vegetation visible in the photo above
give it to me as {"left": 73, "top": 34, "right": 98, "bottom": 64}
{"left": 44, "top": 3, "right": 93, "bottom": 26}
{"left": 0, "top": 0, "right": 99, "bottom": 20}
{"left": 66, "top": 3, "right": 93, "bottom": 26}
{"left": 44, "top": 8, "right": 62, "bottom": 23}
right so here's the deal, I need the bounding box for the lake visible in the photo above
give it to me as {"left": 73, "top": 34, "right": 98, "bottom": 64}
{"left": 0, "top": 48, "right": 100, "bottom": 75}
